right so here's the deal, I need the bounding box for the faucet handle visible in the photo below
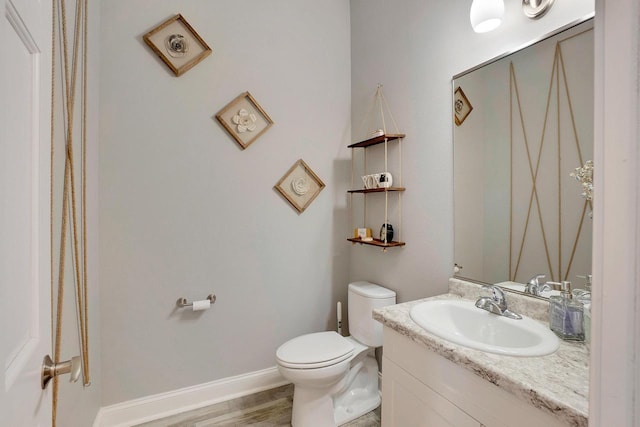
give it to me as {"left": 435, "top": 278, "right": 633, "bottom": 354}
{"left": 481, "top": 285, "right": 507, "bottom": 309}
{"left": 537, "top": 283, "right": 551, "bottom": 292}
{"left": 545, "top": 281, "right": 563, "bottom": 290}
{"left": 527, "top": 273, "right": 546, "bottom": 285}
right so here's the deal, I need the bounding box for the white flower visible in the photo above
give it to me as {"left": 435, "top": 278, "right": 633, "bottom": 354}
{"left": 570, "top": 160, "right": 594, "bottom": 201}
{"left": 165, "top": 34, "right": 189, "bottom": 58}
{"left": 291, "top": 177, "right": 310, "bottom": 196}
{"left": 232, "top": 109, "right": 257, "bottom": 133}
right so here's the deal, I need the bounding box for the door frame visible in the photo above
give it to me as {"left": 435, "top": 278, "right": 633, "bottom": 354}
{"left": 591, "top": 0, "right": 640, "bottom": 425}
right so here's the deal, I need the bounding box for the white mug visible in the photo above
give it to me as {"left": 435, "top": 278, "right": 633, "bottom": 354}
{"left": 361, "top": 175, "right": 374, "bottom": 189}
{"left": 379, "top": 172, "right": 393, "bottom": 188}
{"left": 372, "top": 173, "right": 381, "bottom": 188}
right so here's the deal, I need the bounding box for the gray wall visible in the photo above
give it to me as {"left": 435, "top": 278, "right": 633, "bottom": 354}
{"left": 98, "top": 0, "right": 351, "bottom": 405}
{"left": 96, "top": 0, "right": 595, "bottom": 409}
{"left": 349, "top": 0, "right": 594, "bottom": 303}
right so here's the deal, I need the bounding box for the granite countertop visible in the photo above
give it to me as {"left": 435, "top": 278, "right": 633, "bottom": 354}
{"left": 373, "top": 279, "right": 589, "bottom": 427}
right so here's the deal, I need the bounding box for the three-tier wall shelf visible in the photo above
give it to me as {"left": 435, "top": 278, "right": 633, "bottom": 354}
{"left": 347, "top": 132, "right": 405, "bottom": 251}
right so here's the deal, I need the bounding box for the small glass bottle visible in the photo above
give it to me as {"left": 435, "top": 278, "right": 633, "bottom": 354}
{"left": 549, "top": 281, "right": 585, "bottom": 341}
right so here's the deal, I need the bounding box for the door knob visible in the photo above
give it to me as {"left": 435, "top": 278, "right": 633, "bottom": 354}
{"left": 41, "top": 354, "right": 81, "bottom": 390}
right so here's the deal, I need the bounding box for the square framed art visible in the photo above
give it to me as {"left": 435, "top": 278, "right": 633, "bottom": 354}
{"left": 143, "top": 14, "right": 212, "bottom": 77}
{"left": 454, "top": 86, "right": 473, "bottom": 126}
{"left": 216, "top": 92, "right": 274, "bottom": 150}
{"left": 274, "top": 159, "right": 325, "bottom": 213}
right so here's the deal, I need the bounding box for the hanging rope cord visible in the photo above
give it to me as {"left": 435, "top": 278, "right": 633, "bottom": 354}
{"left": 357, "top": 84, "right": 401, "bottom": 138}
{"left": 50, "top": 0, "right": 90, "bottom": 425}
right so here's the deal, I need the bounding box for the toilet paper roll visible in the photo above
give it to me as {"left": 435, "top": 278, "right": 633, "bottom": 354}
{"left": 192, "top": 300, "right": 211, "bottom": 311}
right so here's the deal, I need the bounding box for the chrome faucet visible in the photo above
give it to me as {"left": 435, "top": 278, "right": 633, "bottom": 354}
{"left": 475, "top": 285, "right": 522, "bottom": 320}
{"left": 525, "top": 274, "right": 551, "bottom": 296}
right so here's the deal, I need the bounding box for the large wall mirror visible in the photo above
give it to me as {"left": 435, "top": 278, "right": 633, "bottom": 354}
{"left": 453, "top": 19, "right": 594, "bottom": 297}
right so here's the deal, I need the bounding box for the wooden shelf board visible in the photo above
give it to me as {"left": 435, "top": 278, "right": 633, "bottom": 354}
{"left": 347, "top": 238, "right": 406, "bottom": 248}
{"left": 348, "top": 133, "right": 406, "bottom": 148}
{"left": 348, "top": 187, "right": 406, "bottom": 194}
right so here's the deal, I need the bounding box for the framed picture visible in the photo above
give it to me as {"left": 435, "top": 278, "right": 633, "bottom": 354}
{"left": 216, "top": 92, "right": 274, "bottom": 150}
{"left": 274, "top": 159, "right": 325, "bottom": 213}
{"left": 454, "top": 86, "right": 473, "bottom": 126}
{"left": 143, "top": 14, "right": 212, "bottom": 77}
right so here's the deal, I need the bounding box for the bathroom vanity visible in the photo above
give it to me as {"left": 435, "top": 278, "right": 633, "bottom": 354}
{"left": 373, "top": 279, "right": 588, "bottom": 427}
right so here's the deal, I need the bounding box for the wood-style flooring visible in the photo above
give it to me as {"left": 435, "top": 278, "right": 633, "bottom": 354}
{"left": 135, "top": 384, "right": 381, "bottom": 427}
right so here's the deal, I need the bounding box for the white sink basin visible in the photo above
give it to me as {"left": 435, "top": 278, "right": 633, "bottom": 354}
{"left": 409, "top": 299, "right": 559, "bottom": 357}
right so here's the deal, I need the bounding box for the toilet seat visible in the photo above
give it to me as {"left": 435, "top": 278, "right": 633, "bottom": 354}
{"left": 276, "top": 331, "right": 354, "bottom": 369}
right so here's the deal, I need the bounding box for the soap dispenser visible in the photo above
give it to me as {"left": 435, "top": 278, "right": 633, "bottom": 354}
{"left": 549, "top": 281, "right": 585, "bottom": 341}
{"left": 573, "top": 276, "right": 592, "bottom": 345}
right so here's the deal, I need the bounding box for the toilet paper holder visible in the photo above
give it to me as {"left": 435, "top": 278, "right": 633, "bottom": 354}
{"left": 177, "top": 294, "right": 217, "bottom": 308}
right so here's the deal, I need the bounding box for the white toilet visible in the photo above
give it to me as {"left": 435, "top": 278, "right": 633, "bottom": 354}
{"left": 276, "top": 281, "right": 396, "bottom": 427}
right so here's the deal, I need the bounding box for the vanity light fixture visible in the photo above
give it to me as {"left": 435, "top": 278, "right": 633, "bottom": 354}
{"left": 470, "top": 0, "right": 556, "bottom": 33}
{"left": 470, "top": 0, "right": 505, "bottom": 33}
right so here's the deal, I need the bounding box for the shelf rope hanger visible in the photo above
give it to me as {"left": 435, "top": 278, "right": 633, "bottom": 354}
{"left": 351, "top": 84, "right": 404, "bottom": 250}
{"left": 358, "top": 84, "right": 402, "bottom": 140}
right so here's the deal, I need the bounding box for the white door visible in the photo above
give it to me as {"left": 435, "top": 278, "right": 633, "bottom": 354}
{"left": 1, "top": 0, "right": 52, "bottom": 425}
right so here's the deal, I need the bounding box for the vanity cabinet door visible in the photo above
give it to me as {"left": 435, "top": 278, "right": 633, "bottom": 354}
{"left": 382, "top": 357, "right": 481, "bottom": 427}
{"left": 382, "top": 327, "right": 577, "bottom": 427}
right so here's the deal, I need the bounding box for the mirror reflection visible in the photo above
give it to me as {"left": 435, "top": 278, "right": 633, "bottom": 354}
{"left": 453, "top": 19, "right": 593, "bottom": 297}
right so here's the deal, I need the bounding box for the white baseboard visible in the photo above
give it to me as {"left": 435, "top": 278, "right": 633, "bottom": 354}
{"left": 93, "top": 366, "right": 288, "bottom": 427}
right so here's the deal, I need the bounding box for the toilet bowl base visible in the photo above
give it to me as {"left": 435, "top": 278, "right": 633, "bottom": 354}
{"left": 333, "top": 356, "right": 380, "bottom": 426}
{"left": 335, "top": 392, "right": 380, "bottom": 426}
{"left": 290, "top": 382, "right": 380, "bottom": 427}
{"left": 291, "top": 386, "right": 336, "bottom": 427}
{"left": 288, "top": 354, "right": 380, "bottom": 427}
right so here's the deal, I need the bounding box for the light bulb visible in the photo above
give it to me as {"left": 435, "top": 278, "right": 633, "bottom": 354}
{"left": 470, "top": 0, "right": 504, "bottom": 33}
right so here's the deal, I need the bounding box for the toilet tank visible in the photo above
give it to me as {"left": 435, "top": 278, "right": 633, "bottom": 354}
{"left": 348, "top": 281, "right": 396, "bottom": 347}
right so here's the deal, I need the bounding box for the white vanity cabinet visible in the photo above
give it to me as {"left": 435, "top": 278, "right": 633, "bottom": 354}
{"left": 383, "top": 356, "right": 482, "bottom": 427}
{"left": 381, "top": 327, "right": 569, "bottom": 427}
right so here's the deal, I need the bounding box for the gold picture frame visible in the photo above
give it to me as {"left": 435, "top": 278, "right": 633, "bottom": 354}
{"left": 454, "top": 86, "right": 473, "bottom": 126}
{"left": 216, "top": 92, "right": 274, "bottom": 150}
{"left": 274, "top": 159, "right": 325, "bottom": 213}
{"left": 143, "top": 14, "right": 212, "bottom": 77}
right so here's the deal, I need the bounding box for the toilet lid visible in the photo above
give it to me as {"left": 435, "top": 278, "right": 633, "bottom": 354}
{"left": 276, "top": 331, "right": 354, "bottom": 369}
